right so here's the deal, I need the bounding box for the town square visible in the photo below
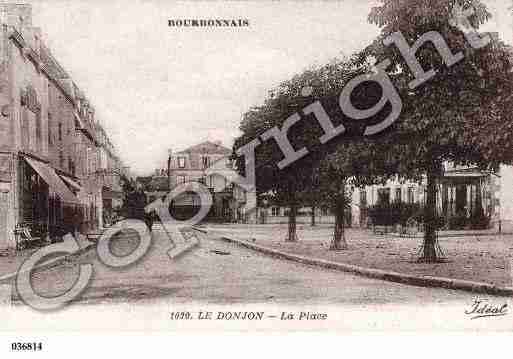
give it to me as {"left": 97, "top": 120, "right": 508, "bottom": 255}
{"left": 0, "top": 0, "right": 513, "bottom": 338}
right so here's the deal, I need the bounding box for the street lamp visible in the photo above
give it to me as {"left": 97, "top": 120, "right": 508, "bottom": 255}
{"left": 167, "top": 149, "right": 172, "bottom": 191}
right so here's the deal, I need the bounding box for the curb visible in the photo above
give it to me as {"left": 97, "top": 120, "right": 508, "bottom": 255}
{"left": 0, "top": 242, "right": 96, "bottom": 283}
{"left": 387, "top": 232, "right": 513, "bottom": 239}
{"left": 193, "top": 227, "right": 513, "bottom": 297}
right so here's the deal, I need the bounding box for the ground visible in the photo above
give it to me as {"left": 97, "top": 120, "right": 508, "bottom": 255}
{"left": 199, "top": 223, "right": 513, "bottom": 287}
{"left": 2, "top": 223, "right": 512, "bottom": 331}
{"left": 0, "top": 223, "right": 496, "bottom": 307}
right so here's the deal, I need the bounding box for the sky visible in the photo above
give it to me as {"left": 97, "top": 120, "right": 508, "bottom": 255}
{"left": 26, "top": 0, "right": 513, "bottom": 175}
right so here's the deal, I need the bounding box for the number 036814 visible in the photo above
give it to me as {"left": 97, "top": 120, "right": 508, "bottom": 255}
{"left": 11, "top": 342, "right": 43, "bottom": 351}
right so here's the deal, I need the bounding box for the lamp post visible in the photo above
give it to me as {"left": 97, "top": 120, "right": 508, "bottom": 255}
{"left": 167, "top": 149, "right": 172, "bottom": 192}
{"left": 262, "top": 198, "right": 269, "bottom": 224}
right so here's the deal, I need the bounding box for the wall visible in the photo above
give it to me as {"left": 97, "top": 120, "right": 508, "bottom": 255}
{"left": 0, "top": 20, "right": 12, "bottom": 247}
{"left": 9, "top": 35, "right": 49, "bottom": 161}
{"left": 47, "top": 80, "right": 76, "bottom": 175}
{"left": 0, "top": 17, "right": 50, "bottom": 248}
{"left": 499, "top": 165, "right": 513, "bottom": 231}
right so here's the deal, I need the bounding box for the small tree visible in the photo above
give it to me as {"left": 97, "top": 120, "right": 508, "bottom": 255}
{"left": 304, "top": 171, "right": 323, "bottom": 227}
{"left": 234, "top": 102, "right": 317, "bottom": 242}
{"left": 119, "top": 175, "right": 146, "bottom": 220}
{"left": 316, "top": 138, "right": 394, "bottom": 250}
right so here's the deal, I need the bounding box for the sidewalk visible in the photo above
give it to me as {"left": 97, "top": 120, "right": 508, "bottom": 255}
{"left": 0, "top": 234, "right": 94, "bottom": 280}
{"left": 198, "top": 223, "right": 513, "bottom": 288}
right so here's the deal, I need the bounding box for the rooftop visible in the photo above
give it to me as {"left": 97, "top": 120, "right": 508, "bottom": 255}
{"left": 175, "top": 141, "right": 231, "bottom": 156}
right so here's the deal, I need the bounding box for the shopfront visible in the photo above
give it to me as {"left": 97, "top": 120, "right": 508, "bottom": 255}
{"left": 20, "top": 155, "right": 82, "bottom": 240}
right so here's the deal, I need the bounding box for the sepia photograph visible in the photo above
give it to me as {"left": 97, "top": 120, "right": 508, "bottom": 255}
{"left": 0, "top": 0, "right": 513, "bottom": 353}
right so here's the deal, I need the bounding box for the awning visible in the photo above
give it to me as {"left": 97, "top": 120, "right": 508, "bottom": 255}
{"left": 24, "top": 157, "right": 81, "bottom": 205}
{"left": 59, "top": 174, "right": 82, "bottom": 192}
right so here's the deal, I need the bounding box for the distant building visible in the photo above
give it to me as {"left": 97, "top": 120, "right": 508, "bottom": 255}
{"left": 261, "top": 163, "right": 513, "bottom": 231}
{"left": 152, "top": 141, "right": 256, "bottom": 223}
{"left": 356, "top": 163, "right": 513, "bottom": 231}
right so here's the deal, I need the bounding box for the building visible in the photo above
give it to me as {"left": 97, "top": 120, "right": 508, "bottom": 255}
{"left": 0, "top": 4, "right": 124, "bottom": 249}
{"left": 355, "top": 163, "right": 513, "bottom": 231}
{"left": 153, "top": 141, "right": 256, "bottom": 223}
{"left": 95, "top": 125, "right": 126, "bottom": 226}
{"left": 259, "top": 162, "right": 513, "bottom": 231}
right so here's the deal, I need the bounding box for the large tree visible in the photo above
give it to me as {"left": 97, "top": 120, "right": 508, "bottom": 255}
{"left": 233, "top": 61, "right": 362, "bottom": 241}
{"left": 234, "top": 58, "right": 395, "bottom": 244}
{"left": 362, "top": 0, "right": 513, "bottom": 261}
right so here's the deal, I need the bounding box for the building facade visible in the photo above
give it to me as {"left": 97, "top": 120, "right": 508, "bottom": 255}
{"left": 0, "top": 4, "right": 124, "bottom": 249}
{"left": 260, "top": 163, "right": 513, "bottom": 231}
{"left": 152, "top": 141, "right": 256, "bottom": 223}
{"left": 355, "top": 163, "right": 513, "bottom": 231}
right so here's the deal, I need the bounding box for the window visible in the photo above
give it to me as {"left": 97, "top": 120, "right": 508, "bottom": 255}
{"left": 202, "top": 156, "right": 210, "bottom": 169}
{"left": 407, "top": 187, "right": 415, "bottom": 204}
{"left": 359, "top": 190, "right": 367, "bottom": 207}
{"left": 59, "top": 151, "right": 64, "bottom": 169}
{"left": 395, "top": 188, "right": 402, "bottom": 203}
{"left": 377, "top": 188, "right": 391, "bottom": 204}
{"left": 177, "top": 157, "right": 186, "bottom": 168}
{"left": 207, "top": 175, "right": 214, "bottom": 188}
{"left": 21, "top": 109, "right": 29, "bottom": 150}
{"left": 271, "top": 207, "right": 280, "bottom": 216}
{"left": 48, "top": 113, "right": 52, "bottom": 146}
{"left": 177, "top": 175, "right": 186, "bottom": 184}
{"left": 86, "top": 148, "right": 91, "bottom": 175}
{"left": 58, "top": 123, "right": 62, "bottom": 141}
{"left": 68, "top": 158, "right": 76, "bottom": 175}
{"left": 35, "top": 112, "right": 41, "bottom": 151}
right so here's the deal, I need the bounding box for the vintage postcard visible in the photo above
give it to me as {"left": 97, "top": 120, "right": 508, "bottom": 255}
{"left": 0, "top": 0, "right": 513, "bottom": 349}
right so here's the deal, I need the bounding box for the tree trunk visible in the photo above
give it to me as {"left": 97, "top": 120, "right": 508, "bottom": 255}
{"left": 286, "top": 204, "right": 298, "bottom": 242}
{"left": 311, "top": 205, "right": 316, "bottom": 226}
{"left": 330, "top": 206, "right": 348, "bottom": 250}
{"left": 420, "top": 167, "right": 438, "bottom": 262}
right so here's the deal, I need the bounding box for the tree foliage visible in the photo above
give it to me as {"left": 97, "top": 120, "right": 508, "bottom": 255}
{"left": 233, "top": 58, "right": 396, "bottom": 243}
{"left": 234, "top": 0, "right": 513, "bottom": 259}
{"left": 361, "top": 0, "right": 513, "bottom": 261}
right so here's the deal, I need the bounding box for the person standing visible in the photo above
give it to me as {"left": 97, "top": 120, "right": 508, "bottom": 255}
{"left": 144, "top": 209, "right": 155, "bottom": 233}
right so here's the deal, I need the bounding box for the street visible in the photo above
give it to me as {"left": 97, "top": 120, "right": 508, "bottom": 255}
{"left": 3, "top": 222, "right": 513, "bottom": 332}
{"left": 9, "top": 223, "right": 484, "bottom": 306}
